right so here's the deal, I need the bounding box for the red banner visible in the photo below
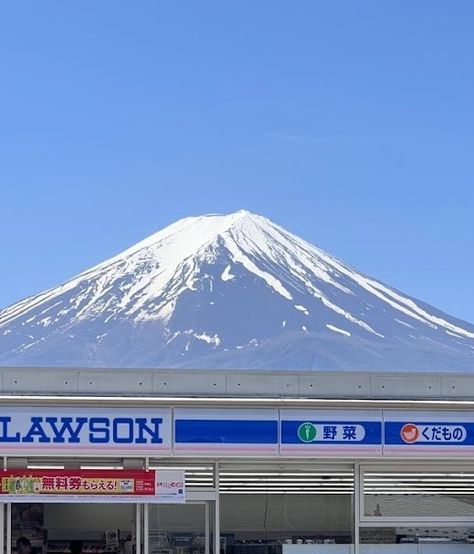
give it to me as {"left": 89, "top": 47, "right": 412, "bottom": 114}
{"left": 0, "top": 469, "right": 184, "bottom": 503}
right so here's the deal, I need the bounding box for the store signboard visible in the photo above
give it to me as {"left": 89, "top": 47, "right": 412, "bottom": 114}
{"left": 384, "top": 411, "right": 474, "bottom": 456}
{"left": 280, "top": 410, "right": 383, "bottom": 456}
{"left": 7, "top": 406, "right": 474, "bottom": 458}
{"left": 174, "top": 408, "right": 279, "bottom": 456}
{"left": 0, "top": 407, "right": 172, "bottom": 455}
{"left": 0, "top": 469, "right": 185, "bottom": 503}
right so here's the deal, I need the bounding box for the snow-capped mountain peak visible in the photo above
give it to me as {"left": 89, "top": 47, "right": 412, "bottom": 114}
{"left": 1, "top": 210, "right": 473, "bottom": 371}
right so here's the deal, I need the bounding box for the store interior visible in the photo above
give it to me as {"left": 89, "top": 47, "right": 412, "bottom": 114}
{"left": 11, "top": 503, "right": 133, "bottom": 554}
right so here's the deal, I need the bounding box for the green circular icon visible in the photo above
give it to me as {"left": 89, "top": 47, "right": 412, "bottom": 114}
{"left": 298, "top": 422, "right": 317, "bottom": 443}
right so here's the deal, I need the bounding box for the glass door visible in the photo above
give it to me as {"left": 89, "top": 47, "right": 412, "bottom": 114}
{"left": 148, "top": 502, "right": 213, "bottom": 554}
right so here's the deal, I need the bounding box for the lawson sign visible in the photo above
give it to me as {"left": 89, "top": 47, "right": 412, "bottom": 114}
{"left": 0, "top": 407, "right": 172, "bottom": 455}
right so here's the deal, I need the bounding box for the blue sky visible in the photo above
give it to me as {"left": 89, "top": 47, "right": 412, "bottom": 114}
{"left": 1, "top": 1, "right": 473, "bottom": 322}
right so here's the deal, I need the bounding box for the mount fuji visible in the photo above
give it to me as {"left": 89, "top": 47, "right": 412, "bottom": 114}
{"left": 0, "top": 210, "right": 473, "bottom": 371}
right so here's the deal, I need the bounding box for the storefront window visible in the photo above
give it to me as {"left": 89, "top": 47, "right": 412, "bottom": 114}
{"left": 219, "top": 465, "right": 354, "bottom": 552}
{"left": 11, "top": 503, "right": 135, "bottom": 554}
{"left": 363, "top": 469, "right": 474, "bottom": 519}
{"left": 148, "top": 504, "right": 212, "bottom": 554}
{"left": 361, "top": 467, "right": 474, "bottom": 551}
{"left": 221, "top": 493, "right": 352, "bottom": 547}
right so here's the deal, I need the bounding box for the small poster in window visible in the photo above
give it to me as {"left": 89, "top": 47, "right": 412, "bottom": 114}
{"left": 105, "top": 530, "right": 119, "bottom": 550}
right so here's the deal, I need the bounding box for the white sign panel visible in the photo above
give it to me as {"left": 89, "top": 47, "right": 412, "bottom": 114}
{"left": 0, "top": 407, "right": 172, "bottom": 455}
{"left": 155, "top": 470, "right": 185, "bottom": 503}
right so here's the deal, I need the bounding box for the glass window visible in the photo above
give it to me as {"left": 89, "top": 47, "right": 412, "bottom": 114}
{"left": 148, "top": 503, "right": 212, "bottom": 554}
{"left": 363, "top": 469, "right": 474, "bottom": 519}
{"left": 221, "top": 494, "right": 353, "bottom": 544}
{"left": 219, "top": 466, "right": 354, "bottom": 552}
{"left": 14, "top": 503, "right": 134, "bottom": 554}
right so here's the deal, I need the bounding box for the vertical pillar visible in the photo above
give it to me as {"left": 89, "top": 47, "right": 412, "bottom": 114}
{"left": 136, "top": 504, "right": 142, "bottom": 554}
{"left": 144, "top": 457, "right": 150, "bottom": 554}
{"left": 213, "top": 462, "right": 220, "bottom": 554}
{"left": 353, "top": 462, "right": 360, "bottom": 554}
{"left": 6, "top": 503, "right": 11, "bottom": 554}
{"left": 144, "top": 504, "right": 149, "bottom": 554}
{"left": 205, "top": 501, "right": 210, "bottom": 554}
{"left": 0, "top": 503, "right": 4, "bottom": 554}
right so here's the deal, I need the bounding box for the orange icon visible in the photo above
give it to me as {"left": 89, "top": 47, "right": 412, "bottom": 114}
{"left": 401, "top": 424, "right": 419, "bottom": 443}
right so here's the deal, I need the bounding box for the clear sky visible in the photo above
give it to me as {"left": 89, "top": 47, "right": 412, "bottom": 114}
{"left": 0, "top": 1, "right": 473, "bottom": 323}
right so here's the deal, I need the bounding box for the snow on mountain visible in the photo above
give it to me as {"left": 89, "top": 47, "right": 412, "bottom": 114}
{"left": 0, "top": 210, "right": 473, "bottom": 371}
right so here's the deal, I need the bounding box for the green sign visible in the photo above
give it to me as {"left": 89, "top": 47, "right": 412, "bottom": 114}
{"left": 297, "top": 422, "right": 317, "bottom": 443}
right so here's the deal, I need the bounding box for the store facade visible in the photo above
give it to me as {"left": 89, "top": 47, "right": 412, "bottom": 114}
{"left": 2, "top": 368, "right": 474, "bottom": 553}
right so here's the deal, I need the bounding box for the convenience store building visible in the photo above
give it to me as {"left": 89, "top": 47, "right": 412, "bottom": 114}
{"left": 2, "top": 367, "right": 474, "bottom": 554}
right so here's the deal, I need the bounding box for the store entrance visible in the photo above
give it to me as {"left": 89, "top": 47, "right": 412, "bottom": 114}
{"left": 7, "top": 501, "right": 214, "bottom": 554}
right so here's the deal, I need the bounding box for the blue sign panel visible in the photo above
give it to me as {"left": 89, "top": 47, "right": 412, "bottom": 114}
{"left": 386, "top": 421, "right": 470, "bottom": 446}
{"left": 176, "top": 419, "right": 278, "bottom": 444}
{"left": 282, "top": 420, "right": 382, "bottom": 444}
{"left": 280, "top": 410, "right": 383, "bottom": 456}
{"left": 383, "top": 411, "right": 474, "bottom": 457}
{"left": 173, "top": 409, "right": 279, "bottom": 456}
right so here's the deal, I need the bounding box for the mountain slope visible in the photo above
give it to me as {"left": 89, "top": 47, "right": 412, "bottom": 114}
{"left": 1, "top": 210, "right": 473, "bottom": 371}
